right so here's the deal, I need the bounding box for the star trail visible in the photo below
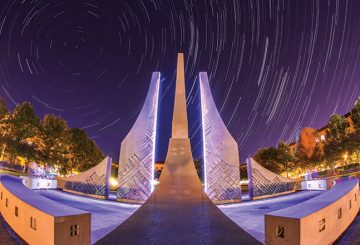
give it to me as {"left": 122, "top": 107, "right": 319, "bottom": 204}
{"left": 1, "top": 0, "right": 360, "bottom": 162}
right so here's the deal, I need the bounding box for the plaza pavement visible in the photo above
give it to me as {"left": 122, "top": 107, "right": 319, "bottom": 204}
{"left": 1, "top": 187, "right": 359, "bottom": 244}
{"left": 37, "top": 189, "right": 321, "bottom": 244}
{"left": 35, "top": 190, "right": 139, "bottom": 244}
{"left": 0, "top": 215, "right": 22, "bottom": 244}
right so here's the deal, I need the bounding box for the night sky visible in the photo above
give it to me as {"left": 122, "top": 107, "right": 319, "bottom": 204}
{"left": 1, "top": 0, "right": 360, "bottom": 163}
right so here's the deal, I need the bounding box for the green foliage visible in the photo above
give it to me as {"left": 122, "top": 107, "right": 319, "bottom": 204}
{"left": 3, "top": 102, "right": 41, "bottom": 163}
{"left": 40, "top": 114, "right": 69, "bottom": 166}
{"left": 253, "top": 146, "right": 281, "bottom": 173}
{"left": 0, "top": 98, "right": 8, "bottom": 117}
{"left": 277, "top": 141, "right": 296, "bottom": 176}
{"left": 351, "top": 96, "right": 360, "bottom": 130}
{"left": 252, "top": 97, "right": 360, "bottom": 178}
{"left": 67, "top": 128, "right": 104, "bottom": 173}
{"left": 0, "top": 97, "right": 105, "bottom": 175}
{"left": 326, "top": 114, "right": 350, "bottom": 144}
{"left": 324, "top": 114, "right": 350, "bottom": 163}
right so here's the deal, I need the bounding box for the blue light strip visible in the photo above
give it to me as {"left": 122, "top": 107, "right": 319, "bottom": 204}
{"left": 151, "top": 73, "right": 161, "bottom": 193}
{"left": 199, "top": 75, "right": 208, "bottom": 193}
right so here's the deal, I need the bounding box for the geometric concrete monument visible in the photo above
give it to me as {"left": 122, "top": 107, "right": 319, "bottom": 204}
{"left": 199, "top": 72, "right": 242, "bottom": 204}
{"left": 96, "top": 54, "right": 260, "bottom": 244}
{"left": 247, "top": 157, "right": 301, "bottom": 200}
{"left": 117, "top": 72, "right": 160, "bottom": 203}
{"left": 57, "top": 156, "right": 112, "bottom": 199}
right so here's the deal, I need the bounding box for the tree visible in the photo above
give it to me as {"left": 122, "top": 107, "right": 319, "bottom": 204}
{"left": 40, "top": 114, "right": 70, "bottom": 166}
{"left": 66, "top": 128, "right": 104, "bottom": 174}
{"left": 253, "top": 147, "right": 281, "bottom": 173}
{"left": 297, "top": 127, "right": 317, "bottom": 162}
{"left": 3, "top": 102, "right": 41, "bottom": 164}
{"left": 351, "top": 96, "right": 360, "bottom": 130}
{"left": 277, "top": 141, "right": 296, "bottom": 177}
{"left": 324, "top": 114, "right": 350, "bottom": 169}
{"left": 0, "top": 98, "right": 8, "bottom": 118}
{"left": 326, "top": 114, "right": 350, "bottom": 144}
{"left": 345, "top": 132, "right": 360, "bottom": 164}
{"left": 194, "top": 157, "right": 203, "bottom": 181}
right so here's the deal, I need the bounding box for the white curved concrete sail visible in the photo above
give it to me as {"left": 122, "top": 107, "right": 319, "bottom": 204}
{"left": 117, "top": 72, "right": 160, "bottom": 203}
{"left": 57, "top": 156, "right": 112, "bottom": 199}
{"left": 247, "top": 157, "right": 301, "bottom": 199}
{"left": 199, "top": 72, "right": 242, "bottom": 204}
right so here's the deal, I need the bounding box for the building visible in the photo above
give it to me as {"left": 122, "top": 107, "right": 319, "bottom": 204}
{"left": 289, "top": 112, "right": 353, "bottom": 155}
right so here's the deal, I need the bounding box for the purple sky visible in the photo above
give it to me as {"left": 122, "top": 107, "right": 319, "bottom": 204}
{"left": 1, "top": 0, "right": 360, "bottom": 163}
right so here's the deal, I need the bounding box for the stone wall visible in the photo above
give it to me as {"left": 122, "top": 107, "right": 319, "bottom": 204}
{"left": 0, "top": 175, "right": 91, "bottom": 245}
{"left": 265, "top": 179, "right": 359, "bottom": 245}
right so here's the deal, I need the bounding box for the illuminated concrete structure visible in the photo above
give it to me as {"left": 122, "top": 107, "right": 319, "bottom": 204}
{"left": 57, "top": 157, "right": 112, "bottom": 199}
{"left": 22, "top": 176, "right": 57, "bottom": 190}
{"left": 265, "top": 179, "right": 359, "bottom": 245}
{"left": 96, "top": 54, "right": 260, "bottom": 244}
{"left": 199, "top": 72, "right": 241, "bottom": 204}
{"left": 0, "top": 175, "right": 91, "bottom": 245}
{"left": 247, "top": 157, "right": 301, "bottom": 199}
{"left": 117, "top": 72, "right": 160, "bottom": 203}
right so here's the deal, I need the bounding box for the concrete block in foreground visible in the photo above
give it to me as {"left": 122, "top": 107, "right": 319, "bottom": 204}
{"left": 265, "top": 179, "right": 359, "bottom": 245}
{"left": 0, "top": 175, "right": 91, "bottom": 245}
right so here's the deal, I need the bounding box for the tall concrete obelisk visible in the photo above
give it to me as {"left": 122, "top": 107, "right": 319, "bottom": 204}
{"left": 172, "top": 53, "right": 188, "bottom": 138}
{"left": 96, "top": 54, "right": 260, "bottom": 245}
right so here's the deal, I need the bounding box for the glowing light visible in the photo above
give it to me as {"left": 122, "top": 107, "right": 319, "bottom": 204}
{"left": 200, "top": 75, "right": 208, "bottom": 193}
{"left": 110, "top": 177, "right": 118, "bottom": 187}
{"left": 152, "top": 179, "right": 160, "bottom": 186}
{"left": 150, "top": 73, "right": 160, "bottom": 193}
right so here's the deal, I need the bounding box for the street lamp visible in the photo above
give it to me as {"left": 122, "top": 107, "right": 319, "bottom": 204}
{"left": 343, "top": 153, "right": 348, "bottom": 165}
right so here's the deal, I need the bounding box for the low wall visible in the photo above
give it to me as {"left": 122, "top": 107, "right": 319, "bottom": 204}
{"left": 57, "top": 157, "right": 112, "bottom": 199}
{"left": 21, "top": 176, "right": 57, "bottom": 190}
{"left": 265, "top": 179, "right": 359, "bottom": 245}
{"left": 0, "top": 175, "right": 91, "bottom": 245}
{"left": 301, "top": 178, "right": 335, "bottom": 191}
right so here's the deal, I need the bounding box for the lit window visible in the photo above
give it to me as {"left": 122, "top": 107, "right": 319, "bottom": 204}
{"left": 70, "top": 225, "right": 79, "bottom": 236}
{"left": 15, "top": 206, "right": 18, "bottom": 217}
{"left": 30, "top": 217, "right": 36, "bottom": 230}
{"left": 319, "top": 219, "right": 325, "bottom": 232}
{"left": 276, "top": 226, "right": 285, "bottom": 238}
{"left": 338, "top": 208, "right": 342, "bottom": 219}
{"left": 320, "top": 135, "right": 325, "bottom": 141}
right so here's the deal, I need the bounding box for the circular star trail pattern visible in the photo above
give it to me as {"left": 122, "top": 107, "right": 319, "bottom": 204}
{"left": 1, "top": 0, "right": 360, "bottom": 162}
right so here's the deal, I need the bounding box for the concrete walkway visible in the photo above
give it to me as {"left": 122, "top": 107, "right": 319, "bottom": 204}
{"left": 0, "top": 215, "right": 22, "bottom": 245}
{"left": 336, "top": 209, "right": 360, "bottom": 244}
{"left": 36, "top": 190, "right": 139, "bottom": 244}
